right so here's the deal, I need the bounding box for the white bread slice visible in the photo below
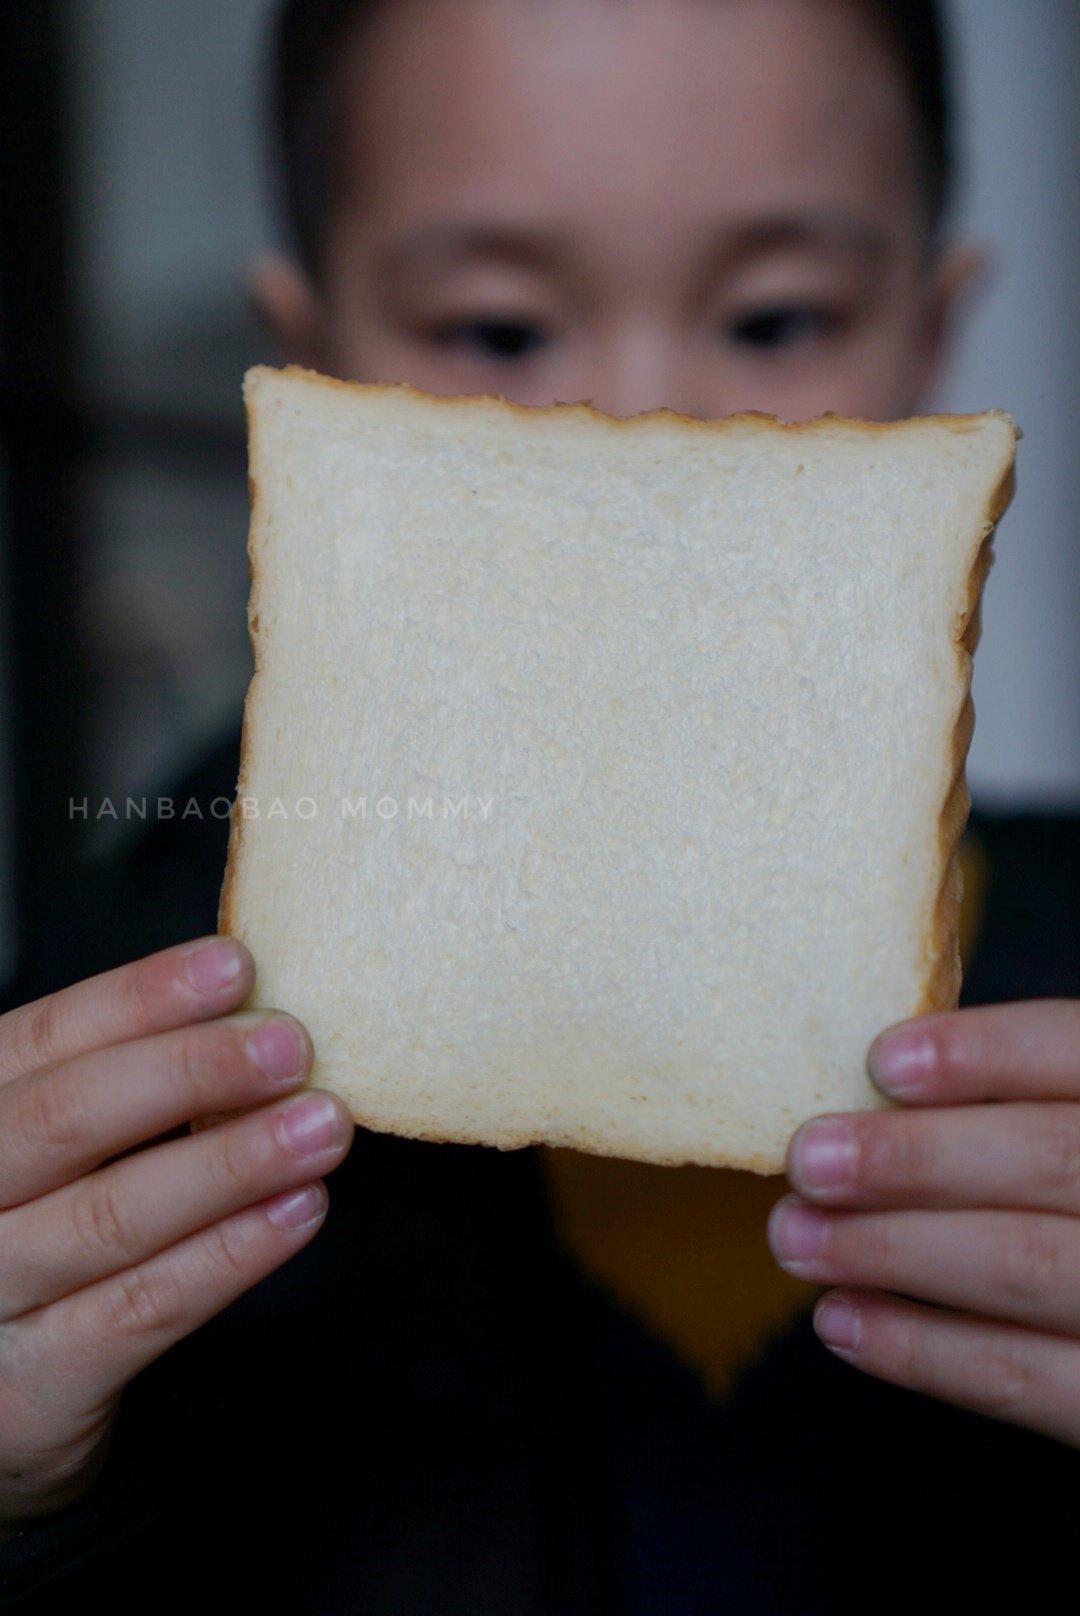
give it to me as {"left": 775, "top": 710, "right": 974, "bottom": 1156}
{"left": 202, "top": 364, "right": 1016, "bottom": 1172}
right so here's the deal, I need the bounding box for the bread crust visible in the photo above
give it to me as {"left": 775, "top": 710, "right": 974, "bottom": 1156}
{"left": 194, "top": 366, "right": 1018, "bottom": 1160}
{"left": 189, "top": 382, "right": 266, "bottom": 1137}
{"left": 917, "top": 456, "right": 1017, "bottom": 1024}
{"left": 215, "top": 394, "right": 263, "bottom": 945}
{"left": 246, "top": 361, "right": 1017, "bottom": 438}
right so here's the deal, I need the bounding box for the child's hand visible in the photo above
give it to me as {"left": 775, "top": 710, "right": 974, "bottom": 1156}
{"left": 0, "top": 937, "right": 353, "bottom": 1532}
{"left": 768, "top": 1001, "right": 1080, "bottom": 1448}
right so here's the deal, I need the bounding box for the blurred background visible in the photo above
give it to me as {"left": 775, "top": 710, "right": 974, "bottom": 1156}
{"left": 0, "top": 0, "right": 1076, "bottom": 994}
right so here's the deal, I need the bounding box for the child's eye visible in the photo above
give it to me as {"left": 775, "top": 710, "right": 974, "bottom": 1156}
{"left": 723, "top": 305, "right": 839, "bottom": 352}
{"left": 426, "top": 318, "right": 551, "bottom": 361}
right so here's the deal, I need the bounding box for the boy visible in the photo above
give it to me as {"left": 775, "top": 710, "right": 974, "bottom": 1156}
{"left": 1, "top": 2, "right": 1078, "bottom": 1609}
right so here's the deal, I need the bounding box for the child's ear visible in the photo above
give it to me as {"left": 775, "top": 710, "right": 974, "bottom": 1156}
{"left": 919, "top": 239, "right": 992, "bottom": 400}
{"left": 246, "top": 252, "right": 325, "bottom": 370}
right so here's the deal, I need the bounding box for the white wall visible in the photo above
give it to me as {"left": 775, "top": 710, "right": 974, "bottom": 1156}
{"left": 62, "top": 0, "right": 272, "bottom": 425}
{"left": 934, "top": 0, "right": 1079, "bottom": 806}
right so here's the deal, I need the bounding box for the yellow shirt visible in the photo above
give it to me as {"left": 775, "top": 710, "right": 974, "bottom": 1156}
{"left": 538, "top": 833, "right": 989, "bottom": 1398}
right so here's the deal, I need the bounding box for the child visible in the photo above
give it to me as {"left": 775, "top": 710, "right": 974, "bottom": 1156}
{"left": 1, "top": 2, "right": 1077, "bottom": 1609}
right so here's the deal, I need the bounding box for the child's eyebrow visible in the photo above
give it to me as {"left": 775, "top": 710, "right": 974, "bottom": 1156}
{"left": 706, "top": 212, "right": 890, "bottom": 269}
{"left": 374, "top": 212, "right": 889, "bottom": 280}
{"left": 375, "top": 222, "right": 573, "bottom": 279}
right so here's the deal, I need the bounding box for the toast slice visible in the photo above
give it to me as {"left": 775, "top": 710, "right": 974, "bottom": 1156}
{"left": 203, "top": 364, "right": 1016, "bottom": 1171}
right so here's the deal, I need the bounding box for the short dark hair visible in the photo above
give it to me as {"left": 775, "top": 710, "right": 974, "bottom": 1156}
{"left": 268, "top": 0, "right": 954, "bottom": 281}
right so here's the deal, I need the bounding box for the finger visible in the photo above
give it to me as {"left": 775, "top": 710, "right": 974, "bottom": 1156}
{"left": 812, "top": 1288, "right": 1080, "bottom": 1448}
{"left": 767, "top": 1196, "right": 1080, "bottom": 1336}
{"left": 787, "top": 1101, "right": 1080, "bottom": 1215}
{"left": 20, "top": 1180, "right": 332, "bottom": 1415}
{"left": 0, "top": 936, "right": 254, "bottom": 1088}
{"left": 0, "top": 1010, "right": 313, "bottom": 1206}
{"left": 0, "top": 1088, "right": 353, "bottom": 1318}
{"left": 868, "top": 999, "right": 1080, "bottom": 1106}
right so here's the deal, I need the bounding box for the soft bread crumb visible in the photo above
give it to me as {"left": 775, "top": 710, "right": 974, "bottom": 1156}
{"left": 206, "top": 366, "right": 1017, "bottom": 1172}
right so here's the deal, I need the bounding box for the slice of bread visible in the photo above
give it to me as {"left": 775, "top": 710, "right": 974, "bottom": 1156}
{"left": 203, "top": 364, "right": 1016, "bottom": 1171}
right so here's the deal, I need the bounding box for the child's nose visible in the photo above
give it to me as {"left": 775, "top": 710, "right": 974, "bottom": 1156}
{"left": 578, "top": 325, "right": 703, "bottom": 421}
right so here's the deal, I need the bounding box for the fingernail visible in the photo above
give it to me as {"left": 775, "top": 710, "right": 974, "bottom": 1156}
{"left": 246, "top": 1019, "right": 306, "bottom": 1087}
{"left": 814, "top": 1294, "right": 862, "bottom": 1354}
{"left": 277, "top": 1093, "right": 342, "bottom": 1156}
{"left": 266, "top": 1183, "right": 327, "bottom": 1230}
{"left": 184, "top": 938, "right": 243, "bottom": 994}
{"left": 869, "top": 1027, "right": 936, "bottom": 1095}
{"left": 790, "top": 1119, "right": 857, "bottom": 1191}
{"left": 768, "top": 1198, "right": 831, "bottom": 1271}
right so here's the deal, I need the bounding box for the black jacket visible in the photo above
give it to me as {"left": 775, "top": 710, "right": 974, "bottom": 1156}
{"left": 1, "top": 726, "right": 1079, "bottom": 1613}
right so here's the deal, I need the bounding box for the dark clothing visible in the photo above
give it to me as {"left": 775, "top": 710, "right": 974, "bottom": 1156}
{"left": 1, "top": 726, "right": 1079, "bottom": 1612}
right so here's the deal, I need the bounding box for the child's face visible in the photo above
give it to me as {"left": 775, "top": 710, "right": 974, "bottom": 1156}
{"left": 257, "top": 0, "right": 975, "bottom": 420}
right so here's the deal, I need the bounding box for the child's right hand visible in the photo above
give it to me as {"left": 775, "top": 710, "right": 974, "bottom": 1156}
{"left": 0, "top": 935, "right": 353, "bottom": 1535}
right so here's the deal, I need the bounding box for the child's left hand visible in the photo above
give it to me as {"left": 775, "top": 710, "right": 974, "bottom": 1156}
{"left": 767, "top": 1000, "right": 1080, "bottom": 1448}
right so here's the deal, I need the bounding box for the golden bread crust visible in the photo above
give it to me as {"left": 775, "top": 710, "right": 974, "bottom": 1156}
{"left": 917, "top": 457, "right": 1017, "bottom": 1023}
